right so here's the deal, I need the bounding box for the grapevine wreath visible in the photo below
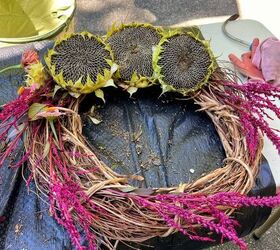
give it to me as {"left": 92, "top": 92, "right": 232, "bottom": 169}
{"left": 1, "top": 23, "right": 280, "bottom": 250}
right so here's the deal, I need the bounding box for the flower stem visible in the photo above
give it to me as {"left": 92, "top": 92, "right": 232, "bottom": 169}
{"left": 0, "top": 64, "right": 21, "bottom": 74}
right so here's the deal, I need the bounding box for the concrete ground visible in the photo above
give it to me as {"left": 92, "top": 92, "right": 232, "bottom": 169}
{"left": 74, "top": 1, "right": 280, "bottom": 249}
{"left": 74, "top": 0, "right": 238, "bottom": 35}
{"left": 208, "top": 208, "right": 280, "bottom": 250}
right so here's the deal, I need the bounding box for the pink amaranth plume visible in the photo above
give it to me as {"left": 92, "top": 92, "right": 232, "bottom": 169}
{"left": 0, "top": 90, "right": 31, "bottom": 167}
{"left": 0, "top": 82, "right": 53, "bottom": 168}
{"left": 48, "top": 139, "right": 100, "bottom": 250}
{"left": 215, "top": 80, "right": 280, "bottom": 159}
{"left": 128, "top": 191, "right": 280, "bottom": 250}
{"left": 49, "top": 180, "right": 98, "bottom": 250}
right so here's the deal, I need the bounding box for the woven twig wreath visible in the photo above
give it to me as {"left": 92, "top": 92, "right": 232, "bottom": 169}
{"left": 23, "top": 74, "right": 265, "bottom": 250}
{"left": 1, "top": 24, "right": 280, "bottom": 250}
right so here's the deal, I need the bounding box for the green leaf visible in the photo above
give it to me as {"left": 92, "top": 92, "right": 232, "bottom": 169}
{"left": 52, "top": 85, "right": 62, "bottom": 98}
{"left": 110, "top": 63, "right": 119, "bottom": 74}
{"left": 104, "top": 79, "right": 116, "bottom": 88}
{"left": 127, "top": 87, "right": 138, "bottom": 97}
{"left": 131, "top": 72, "right": 139, "bottom": 82}
{"left": 49, "top": 120, "right": 59, "bottom": 142}
{"left": 28, "top": 103, "right": 48, "bottom": 121}
{"left": 95, "top": 89, "right": 105, "bottom": 103}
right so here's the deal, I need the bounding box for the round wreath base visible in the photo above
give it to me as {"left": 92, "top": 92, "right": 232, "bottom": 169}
{"left": 21, "top": 70, "right": 266, "bottom": 250}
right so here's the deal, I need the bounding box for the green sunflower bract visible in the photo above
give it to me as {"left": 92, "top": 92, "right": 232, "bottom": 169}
{"left": 153, "top": 29, "right": 217, "bottom": 95}
{"left": 45, "top": 32, "right": 118, "bottom": 99}
{"left": 105, "top": 23, "right": 162, "bottom": 96}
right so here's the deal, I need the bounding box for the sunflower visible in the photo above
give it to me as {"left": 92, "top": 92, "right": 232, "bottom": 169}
{"left": 45, "top": 32, "right": 118, "bottom": 98}
{"left": 105, "top": 23, "right": 162, "bottom": 96}
{"left": 153, "top": 29, "right": 216, "bottom": 95}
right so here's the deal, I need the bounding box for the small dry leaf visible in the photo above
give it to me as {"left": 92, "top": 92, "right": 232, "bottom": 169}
{"left": 152, "top": 158, "right": 161, "bottom": 166}
{"left": 0, "top": 141, "right": 6, "bottom": 152}
{"left": 15, "top": 223, "right": 23, "bottom": 235}
{"left": 43, "top": 142, "right": 50, "bottom": 158}
{"left": 132, "top": 129, "right": 142, "bottom": 142}
{"left": 88, "top": 115, "right": 102, "bottom": 125}
{"left": 128, "top": 175, "right": 145, "bottom": 181}
{"left": 118, "top": 186, "right": 136, "bottom": 193}
{"left": 132, "top": 188, "right": 154, "bottom": 196}
{"left": 37, "top": 213, "right": 43, "bottom": 220}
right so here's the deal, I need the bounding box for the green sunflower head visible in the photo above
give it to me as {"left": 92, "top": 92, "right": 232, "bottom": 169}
{"left": 45, "top": 32, "right": 118, "bottom": 99}
{"left": 153, "top": 28, "right": 217, "bottom": 96}
{"left": 105, "top": 23, "right": 163, "bottom": 96}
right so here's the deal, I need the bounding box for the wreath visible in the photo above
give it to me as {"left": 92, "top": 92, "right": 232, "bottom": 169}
{"left": 1, "top": 23, "right": 280, "bottom": 250}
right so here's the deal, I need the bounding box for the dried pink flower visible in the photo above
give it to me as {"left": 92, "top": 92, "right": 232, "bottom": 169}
{"left": 36, "top": 107, "right": 65, "bottom": 119}
{"left": 214, "top": 80, "right": 280, "bottom": 159}
{"left": 21, "top": 49, "right": 39, "bottom": 68}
